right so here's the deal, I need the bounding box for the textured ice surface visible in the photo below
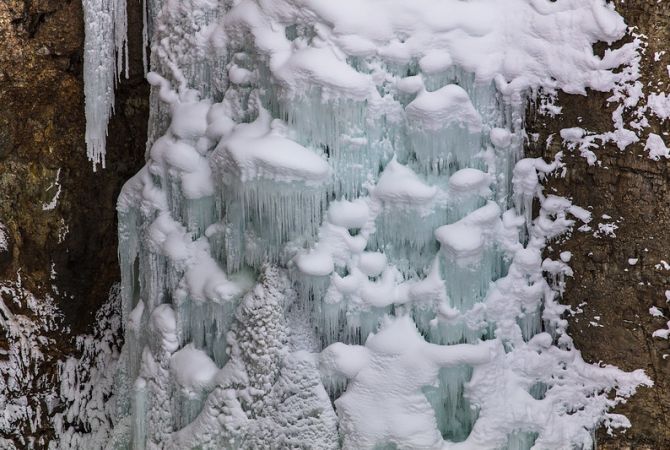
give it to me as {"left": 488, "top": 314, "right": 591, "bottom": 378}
{"left": 77, "top": 0, "right": 653, "bottom": 448}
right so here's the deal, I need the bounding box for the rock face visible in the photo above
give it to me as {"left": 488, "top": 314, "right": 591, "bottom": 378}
{"left": 528, "top": 1, "right": 670, "bottom": 448}
{"left": 0, "top": 0, "right": 147, "bottom": 329}
{"left": 0, "top": 0, "right": 146, "bottom": 446}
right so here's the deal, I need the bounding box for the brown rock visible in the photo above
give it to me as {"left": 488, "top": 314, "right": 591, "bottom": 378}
{"left": 528, "top": 1, "right": 670, "bottom": 447}
{"left": 0, "top": 0, "right": 147, "bottom": 445}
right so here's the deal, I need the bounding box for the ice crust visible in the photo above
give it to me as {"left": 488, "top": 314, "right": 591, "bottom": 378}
{"left": 76, "top": 0, "right": 652, "bottom": 448}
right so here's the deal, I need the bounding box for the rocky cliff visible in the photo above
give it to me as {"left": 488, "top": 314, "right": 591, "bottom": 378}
{"left": 0, "top": 0, "right": 146, "bottom": 445}
{"left": 0, "top": 0, "right": 147, "bottom": 332}
{"left": 528, "top": 1, "right": 670, "bottom": 448}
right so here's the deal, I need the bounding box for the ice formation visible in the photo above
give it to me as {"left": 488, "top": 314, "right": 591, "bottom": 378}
{"left": 74, "top": 0, "right": 653, "bottom": 448}
{"left": 82, "top": 0, "right": 128, "bottom": 168}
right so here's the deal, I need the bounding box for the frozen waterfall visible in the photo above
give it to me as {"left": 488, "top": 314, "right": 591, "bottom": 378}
{"left": 73, "top": 0, "right": 652, "bottom": 448}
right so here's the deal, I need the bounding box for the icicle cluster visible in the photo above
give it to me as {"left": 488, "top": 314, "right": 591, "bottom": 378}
{"left": 73, "top": 0, "right": 653, "bottom": 448}
{"left": 82, "top": 0, "right": 128, "bottom": 168}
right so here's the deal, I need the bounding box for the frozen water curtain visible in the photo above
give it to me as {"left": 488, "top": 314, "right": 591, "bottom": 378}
{"left": 80, "top": 0, "right": 651, "bottom": 448}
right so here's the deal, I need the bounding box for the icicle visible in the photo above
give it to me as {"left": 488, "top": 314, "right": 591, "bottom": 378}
{"left": 142, "top": 0, "right": 148, "bottom": 74}
{"left": 131, "top": 379, "right": 147, "bottom": 450}
{"left": 424, "top": 366, "right": 477, "bottom": 442}
{"left": 82, "top": 0, "right": 128, "bottom": 168}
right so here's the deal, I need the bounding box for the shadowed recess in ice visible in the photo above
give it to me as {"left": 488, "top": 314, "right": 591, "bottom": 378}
{"left": 74, "top": 0, "right": 651, "bottom": 449}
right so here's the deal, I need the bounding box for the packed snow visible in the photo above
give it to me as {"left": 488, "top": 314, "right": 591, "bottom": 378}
{"left": 645, "top": 133, "right": 670, "bottom": 161}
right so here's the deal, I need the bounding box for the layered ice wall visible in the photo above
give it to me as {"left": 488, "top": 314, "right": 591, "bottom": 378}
{"left": 83, "top": 0, "right": 651, "bottom": 448}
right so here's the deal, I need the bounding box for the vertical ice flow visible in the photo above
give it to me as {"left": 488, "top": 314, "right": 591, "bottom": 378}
{"left": 77, "top": 0, "right": 654, "bottom": 448}
{"left": 82, "top": 0, "right": 128, "bottom": 168}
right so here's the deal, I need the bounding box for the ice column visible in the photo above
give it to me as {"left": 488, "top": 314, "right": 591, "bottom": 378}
{"left": 82, "top": 0, "right": 127, "bottom": 168}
